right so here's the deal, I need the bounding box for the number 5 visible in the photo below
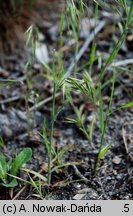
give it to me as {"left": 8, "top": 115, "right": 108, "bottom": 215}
{"left": 124, "top": 204, "right": 129, "bottom": 212}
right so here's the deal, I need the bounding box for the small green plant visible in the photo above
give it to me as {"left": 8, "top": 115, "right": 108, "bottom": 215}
{"left": 41, "top": 14, "right": 66, "bottom": 185}
{"left": 94, "top": 0, "right": 133, "bottom": 170}
{"left": 25, "top": 25, "right": 40, "bottom": 134}
{"left": 41, "top": 0, "right": 133, "bottom": 182}
{"left": 25, "top": 22, "right": 66, "bottom": 186}
{"left": 95, "top": 72, "right": 116, "bottom": 170}
{"left": 64, "top": 71, "right": 98, "bottom": 142}
{"left": 42, "top": 54, "right": 65, "bottom": 185}
{"left": 0, "top": 148, "right": 32, "bottom": 187}
{"left": 65, "top": 73, "right": 97, "bottom": 149}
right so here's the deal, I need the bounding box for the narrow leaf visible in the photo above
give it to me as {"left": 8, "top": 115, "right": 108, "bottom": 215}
{"left": 99, "top": 90, "right": 104, "bottom": 134}
{"left": 110, "top": 101, "right": 133, "bottom": 115}
{"left": 0, "top": 154, "right": 7, "bottom": 180}
{"left": 0, "top": 137, "right": 5, "bottom": 148}
{"left": 119, "top": 101, "right": 133, "bottom": 109}
{"left": 22, "top": 168, "right": 47, "bottom": 182}
{"left": 98, "top": 145, "right": 110, "bottom": 161}
{"left": 89, "top": 114, "right": 96, "bottom": 141}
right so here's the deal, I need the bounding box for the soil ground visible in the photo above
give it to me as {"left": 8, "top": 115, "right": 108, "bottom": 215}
{"left": 0, "top": 1, "right": 133, "bottom": 200}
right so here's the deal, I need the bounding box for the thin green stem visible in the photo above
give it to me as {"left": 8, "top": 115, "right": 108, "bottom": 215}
{"left": 48, "top": 82, "right": 56, "bottom": 185}
{"left": 95, "top": 72, "right": 115, "bottom": 171}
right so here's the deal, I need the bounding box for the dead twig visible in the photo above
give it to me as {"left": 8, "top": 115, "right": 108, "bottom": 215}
{"left": 0, "top": 95, "right": 20, "bottom": 105}
{"left": 72, "top": 165, "right": 89, "bottom": 184}
{"left": 64, "top": 20, "right": 107, "bottom": 78}
{"left": 109, "top": 58, "right": 133, "bottom": 68}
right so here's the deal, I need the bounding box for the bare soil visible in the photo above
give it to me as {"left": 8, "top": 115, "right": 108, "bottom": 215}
{"left": 0, "top": 0, "right": 133, "bottom": 200}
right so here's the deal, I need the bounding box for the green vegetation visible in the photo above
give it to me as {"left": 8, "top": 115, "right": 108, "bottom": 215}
{"left": 41, "top": 0, "right": 133, "bottom": 183}
{"left": 0, "top": 0, "right": 133, "bottom": 198}
{"left": 0, "top": 148, "right": 32, "bottom": 187}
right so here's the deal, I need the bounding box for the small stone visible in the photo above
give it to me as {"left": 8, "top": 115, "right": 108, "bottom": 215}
{"left": 106, "top": 176, "right": 112, "bottom": 181}
{"left": 73, "top": 193, "right": 86, "bottom": 200}
{"left": 16, "top": 110, "right": 27, "bottom": 121}
{"left": 83, "top": 188, "right": 99, "bottom": 200}
{"left": 112, "top": 156, "right": 121, "bottom": 164}
{"left": 116, "top": 174, "right": 123, "bottom": 180}
{"left": 2, "top": 125, "right": 13, "bottom": 138}
{"left": 78, "top": 188, "right": 91, "bottom": 194}
{"left": 74, "top": 183, "right": 82, "bottom": 189}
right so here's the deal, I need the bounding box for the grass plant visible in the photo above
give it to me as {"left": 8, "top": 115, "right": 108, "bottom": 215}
{"left": 0, "top": 0, "right": 133, "bottom": 197}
